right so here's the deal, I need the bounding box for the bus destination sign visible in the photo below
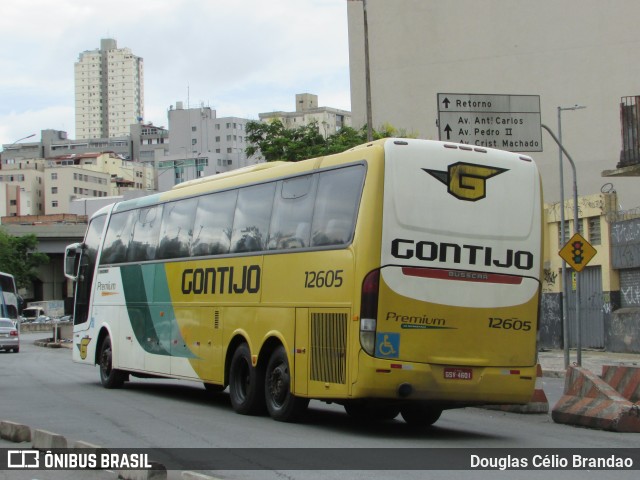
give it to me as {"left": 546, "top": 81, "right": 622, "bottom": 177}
{"left": 437, "top": 93, "right": 542, "bottom": 152}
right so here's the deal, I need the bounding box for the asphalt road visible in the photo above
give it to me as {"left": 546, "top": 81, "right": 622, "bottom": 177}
{"left": 0, "top": 333, "right": 638, "bottom": 480}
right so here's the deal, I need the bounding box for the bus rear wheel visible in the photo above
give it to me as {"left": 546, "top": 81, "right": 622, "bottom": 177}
{"left": 265, "top": 346, "right": 309, "bottom": 422}
{"left": 344, "top": 401, "right": 400, "bottom": 421}
{"left": 229, "top": 343, "right": 265, "bottom": 415}
{"left": 99, "top": 336, "right": 127, "bottom": 389}
{"left": 400, "top": 403, "right": 442, "bottom": 427}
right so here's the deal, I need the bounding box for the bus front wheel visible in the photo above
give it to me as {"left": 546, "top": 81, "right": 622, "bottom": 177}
{"left": 98, "top": 336, "right": 127, "bottom": 389}
{"left": 229, "top": 343, "right": 265, "bottom": 415}
{"left": 265, "top": 346, "right": 309, "bottom": 422}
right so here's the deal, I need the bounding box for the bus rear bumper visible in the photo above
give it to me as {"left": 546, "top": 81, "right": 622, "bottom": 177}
{"left": 351, "top": 351, "right": 536, "bottom": 406}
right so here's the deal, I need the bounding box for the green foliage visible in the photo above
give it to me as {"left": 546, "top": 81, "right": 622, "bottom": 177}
{"left": 0, "top": 228, "right": 49, "bottom": 289}
{"left": 245, "top": 119, "right": 413, "bottom": 162}
{"left": 245, "top": 120, "right": 325, "bottom": 162}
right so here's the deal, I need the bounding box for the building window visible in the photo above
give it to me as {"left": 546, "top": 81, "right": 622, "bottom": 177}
{"left": 51, "top": 187, "right": 58, "bottom": 194}
{"left": 51, "top": 173, "right": 58, "bottom": 180}
{"left": 52, "top": 201, "right": 58, "bottom": 208}
{"left": 588, "top": 217, "right": 601, "bottom": 245}
{"left": 192, "top": 126, "right": 197, "bottom": 132}
{"left": 558, "top": 220, "right": 571, "bottom": 248}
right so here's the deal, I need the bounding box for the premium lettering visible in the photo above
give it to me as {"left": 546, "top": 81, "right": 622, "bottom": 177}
{"left": 391, "top": 238, "right": 533, "bottom": 271}
{"left": 181, "top": 265, "right": 261, "bottom": 295}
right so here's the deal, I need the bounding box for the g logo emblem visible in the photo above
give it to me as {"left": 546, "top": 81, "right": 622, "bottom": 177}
{"left": 424, "top": 162, "right": 507, "bottom": 201}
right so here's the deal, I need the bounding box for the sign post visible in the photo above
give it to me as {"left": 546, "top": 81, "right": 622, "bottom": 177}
{"left": 437, "top": 93, "right": 542, "bottom": 152}
{"left": 559, "top": 232, "right": 597, "bottom": 365}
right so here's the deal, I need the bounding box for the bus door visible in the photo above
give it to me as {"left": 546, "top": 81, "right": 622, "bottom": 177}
{"left": 65, "top": 214, "right": 108, "bottom": 362}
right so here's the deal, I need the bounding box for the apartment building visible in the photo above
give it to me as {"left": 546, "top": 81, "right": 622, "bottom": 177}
{"left": 0, "top": 160, "right": 45, "bottom": 216}
{"left": 259, "top": 93, "right": 351, "bottom": 138}
{"left": 75, "top": 38, "right": 144, "bottom": 139}
{"left": 0, "top": 152, "right": 153, "bottom": 217}
{"left": 157, "top": 102, "right": 260, "bottom": 191}
{"left": 45, "top": 163, "right": 110, "bottom": 215}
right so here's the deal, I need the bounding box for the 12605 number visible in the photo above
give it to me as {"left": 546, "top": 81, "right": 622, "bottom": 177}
{"left": 304, "top": 270, "right": 344, "bottom": 288}
{"left": 488, "top": 317, "right": 532, "bottom": 331}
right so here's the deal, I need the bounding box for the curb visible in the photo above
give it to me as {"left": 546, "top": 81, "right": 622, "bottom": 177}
{"left": 0, "top": 419, "right": 221, "bottom": 480}
{"left": 34, "top": 338, "right": 72, "bottom": 349}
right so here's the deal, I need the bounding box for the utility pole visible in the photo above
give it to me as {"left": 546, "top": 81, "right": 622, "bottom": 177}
{"left": 362, "top": 0, "right": 373, "bottom": 141}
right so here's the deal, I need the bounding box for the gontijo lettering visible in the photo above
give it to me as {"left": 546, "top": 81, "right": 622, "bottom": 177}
{"left": 181, "top": 265, "right": 261, "bottom": 295}
{"left": 391, "top": 238, "right": 534, "bottom": 271}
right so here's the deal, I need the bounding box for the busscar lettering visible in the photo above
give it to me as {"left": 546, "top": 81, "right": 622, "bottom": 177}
{"left": 181, "top": 265, "right": 261, "bottom": 295}
{"left": 391, "top": 238, "right": 533, "bottom": 271}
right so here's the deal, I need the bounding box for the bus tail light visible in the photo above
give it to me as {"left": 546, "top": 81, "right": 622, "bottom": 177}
{"left": 360, "top": 269, "right": 380, "bottom": 356}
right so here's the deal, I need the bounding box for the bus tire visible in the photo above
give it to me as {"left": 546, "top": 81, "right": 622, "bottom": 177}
{"left": 203, "top": 382, "right": 225, "bottom": 393}
{"left": 344, "top": 401, "right": 400, "bottom": 421}
{"left": 265, "top": 346, "right": 309, "bottom": 422}
{"left": 99, "top": 336, "right": 126, "bottom": 389}
{"left": 400, "top": 403, "right": 442, "bottom": 427}
{"left": 229, "top": 343, "right": 265, "bottom": 415}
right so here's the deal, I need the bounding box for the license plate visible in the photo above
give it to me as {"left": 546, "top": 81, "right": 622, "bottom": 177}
{"left": 0, "top": 333, "right": 8, "bottom": 338}
{"left": 444, "top": 367, "right": 473, "bottom": 380}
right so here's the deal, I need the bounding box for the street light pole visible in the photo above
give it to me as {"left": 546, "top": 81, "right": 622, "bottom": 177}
{"left": 543, "top": 109, "right": 584, "bottom": 367}
{"left": 3, "top": 133, "right": 36, "bottom": 151}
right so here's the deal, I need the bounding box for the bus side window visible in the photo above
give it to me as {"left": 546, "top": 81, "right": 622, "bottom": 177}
{"left": 128, "top": 205, "right": 162, "bottom": 262}
{"left": 311, "top": 165, "right": 365, "bottom": 247}
{"left": 268, "top": 175, "right": 316, "bottom": 250}
{"left": 157, "top": 198, "right": 197, "bottom": 260}
{"left": 100, "top": 211, "right": 135, "bottom": 265}
{"left": 230, "top": 183, "right": 276, "bottom": 253}
{"left": 191, "top": 190, "right": 237, "bottom": 257}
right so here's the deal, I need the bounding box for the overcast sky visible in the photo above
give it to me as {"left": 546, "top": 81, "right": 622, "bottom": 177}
{"left": 0, "top": 0, "right": 351, "bottom": 147}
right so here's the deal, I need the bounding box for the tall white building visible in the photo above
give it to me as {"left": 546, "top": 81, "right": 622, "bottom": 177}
{"left": 74, "top": 38, "right": 144, "bottom": 140}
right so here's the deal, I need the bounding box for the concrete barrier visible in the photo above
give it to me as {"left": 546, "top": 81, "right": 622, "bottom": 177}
{"left": 31, "top": 428, "right": 68, "bottom": 449}
{"left": 2, "top": 419, "right": 215, "bottom": 479}
{"left": 601, "top": 365, "right": 640, "bottom": 403}
{"left": 551, "top": 365, "right": 640, "bottom": 432}
{"left": 116, "top": 465, "right": 167, "bottom": 480}
{"left": 0, "top": 420, "right": 31, "bottom": 443}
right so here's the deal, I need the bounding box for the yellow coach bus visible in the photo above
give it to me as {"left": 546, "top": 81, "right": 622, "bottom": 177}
{"left": 64, "top": 138, "right": 542, "bottom": 426}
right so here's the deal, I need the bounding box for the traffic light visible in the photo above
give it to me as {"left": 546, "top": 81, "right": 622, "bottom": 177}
{"left": 572, "top": 240, "right": 584, "bottom": 265}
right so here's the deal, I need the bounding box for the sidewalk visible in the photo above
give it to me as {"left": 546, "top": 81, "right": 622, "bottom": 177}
{"left": 538, "top": 348, "right": 640, "bottom": 377}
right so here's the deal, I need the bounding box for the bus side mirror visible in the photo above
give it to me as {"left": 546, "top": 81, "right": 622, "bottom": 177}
{"left": 64, "top": 243, "right": 83, "bottom": 281}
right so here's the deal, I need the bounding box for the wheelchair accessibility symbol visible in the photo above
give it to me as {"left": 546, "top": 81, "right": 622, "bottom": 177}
{"left": 376, "top": 332, "right": 400, "bottom": 358}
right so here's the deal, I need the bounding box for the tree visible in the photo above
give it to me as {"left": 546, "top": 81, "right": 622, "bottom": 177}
{"left": 0, "top": 228, "right": 49, "bottom": 290}
{"left": 245, "top": 120, "right": 413, "bottom": 162}
{"left": 245, "top": 120, "right": 326, "bottom": 162}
